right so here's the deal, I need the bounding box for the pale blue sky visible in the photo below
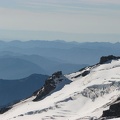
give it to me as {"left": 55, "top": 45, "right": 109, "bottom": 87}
{"left": 0, "top": 0, "right": 120, "bottom": 42}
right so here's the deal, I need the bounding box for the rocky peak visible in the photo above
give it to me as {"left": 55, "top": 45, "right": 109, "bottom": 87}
{"left": 33, "top": 71, "right": 64, "bottom": 101}
{"left": 52, "top": 71, "right": 62, "bottom": 79}
{"left": 99, "top": 55, "right": 120, "bottom": 64}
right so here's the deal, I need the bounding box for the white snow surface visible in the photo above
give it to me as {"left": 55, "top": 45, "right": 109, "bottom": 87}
{"left": 1, "top": 60, "right": 120, "bottom": 120}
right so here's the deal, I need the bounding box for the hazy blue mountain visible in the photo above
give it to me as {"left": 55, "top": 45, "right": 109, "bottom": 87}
{"left": 18, "top": 55, "right": 88, "bottom": 74}
{"left": 0, "top": 74, "right": 48, "bottom": 107}
{"left": 17, "top": 46, "right": 119, "bottom": 64}
{"left": 0, "top": 40, "right": 78, "bottom": 50}
{"left": 0, "top": 57, "right": 46, "bottom": 79}
{"left": 0, "top": 40, "right": 120, "bottom": 65}
{"left": 0, "top": 55, "right": 88, "bottom": 76}
{"left": 52, "top": 63, "right": 88, "bottom": 74}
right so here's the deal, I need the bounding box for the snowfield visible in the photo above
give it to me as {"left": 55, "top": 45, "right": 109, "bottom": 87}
{"left": 1, "top": 59, "right": 120, "bottom": 120}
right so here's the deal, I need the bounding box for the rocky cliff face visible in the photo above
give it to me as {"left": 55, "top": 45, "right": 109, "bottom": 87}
{"left": 33, "top": 71, "right": 71, "bottom": 101}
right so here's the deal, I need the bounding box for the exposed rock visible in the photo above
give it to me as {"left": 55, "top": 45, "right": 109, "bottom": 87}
{"left": 33, "top": 78, "right": 56, "bottom": 101}
{"left": 73, "top": 70, "right": 90, "bottom": 78}
{"left": 99, "top": 55, "right": 120, "bottom": 64}
{"left": 101, "top": 98, "right": 120, "bottom": 119}
{"left": 52, "top": 71, "right": 62, "bottom": 79}
{"left": 73, "top": 74, "right": 81, "bottom": 78}
{"left": 0, "top": 106, "right": 12, "bottom": 114}
{"left": 33, "top": 71, "right": 63, "bottom": 101}
{"left": 81, "top": 70, "right": 90, "bottom": 77}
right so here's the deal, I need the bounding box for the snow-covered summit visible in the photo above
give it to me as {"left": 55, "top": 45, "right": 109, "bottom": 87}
{"left": 1, "top": 55, "right": 120, "bottom": 120}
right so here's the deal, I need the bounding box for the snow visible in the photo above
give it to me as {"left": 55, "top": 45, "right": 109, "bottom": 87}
{"left": 111, "top": 118, "right": 120, "bottom": 120}
{"left": 1, "top": 59, "right": 120, "bottom": 120}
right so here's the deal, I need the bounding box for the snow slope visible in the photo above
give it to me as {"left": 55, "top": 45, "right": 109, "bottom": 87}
{"left": 1, "top": 59, "right": 120, "bottom": 120}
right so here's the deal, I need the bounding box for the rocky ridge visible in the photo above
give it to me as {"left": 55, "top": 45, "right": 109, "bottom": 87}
{"left": 1, "top": 55, "right": 120, "bottom": 120}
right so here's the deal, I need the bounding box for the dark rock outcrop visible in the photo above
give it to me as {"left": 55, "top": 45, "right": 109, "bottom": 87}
{"left": 101, "top": 98, "right": 120, "bottom": 119}
{"left": 52, "top": 71, "right": 62, "bottom": 79}
{"left": 99, "top": 55, "right": 120, "bottom": 64}
{"left": 81, "top": 70, "right": 90, "bottom": 77}
{"left": 0, "top": 106, "right": 12, "bottom": 114}
{"left": 33, "top": 71, "right": 63, "bottom": 101}
{"left": 73, "top": 70, "right": 90, "bottom": 78}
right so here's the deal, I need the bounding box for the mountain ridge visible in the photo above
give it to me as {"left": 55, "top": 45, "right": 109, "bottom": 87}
{"left": 1, "top": 40, "right": 120, "bottom": 65}
{"left": 1, "top": 55, "right": 120, "bottom": 120}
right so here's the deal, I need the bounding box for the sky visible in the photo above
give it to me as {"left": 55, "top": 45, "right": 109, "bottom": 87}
{"left": 0, "top": 0, "right": 120, "bottom": 42}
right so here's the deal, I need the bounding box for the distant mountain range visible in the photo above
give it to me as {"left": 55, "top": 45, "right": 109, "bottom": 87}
{"left": 0, "top": 40, "right": 120, "bottom": 64}
{"left": 0, "top": 55, "right": 87, "bottom": 79}
{"left": 0, "top": 40, "right": 120, "bottom": 79}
